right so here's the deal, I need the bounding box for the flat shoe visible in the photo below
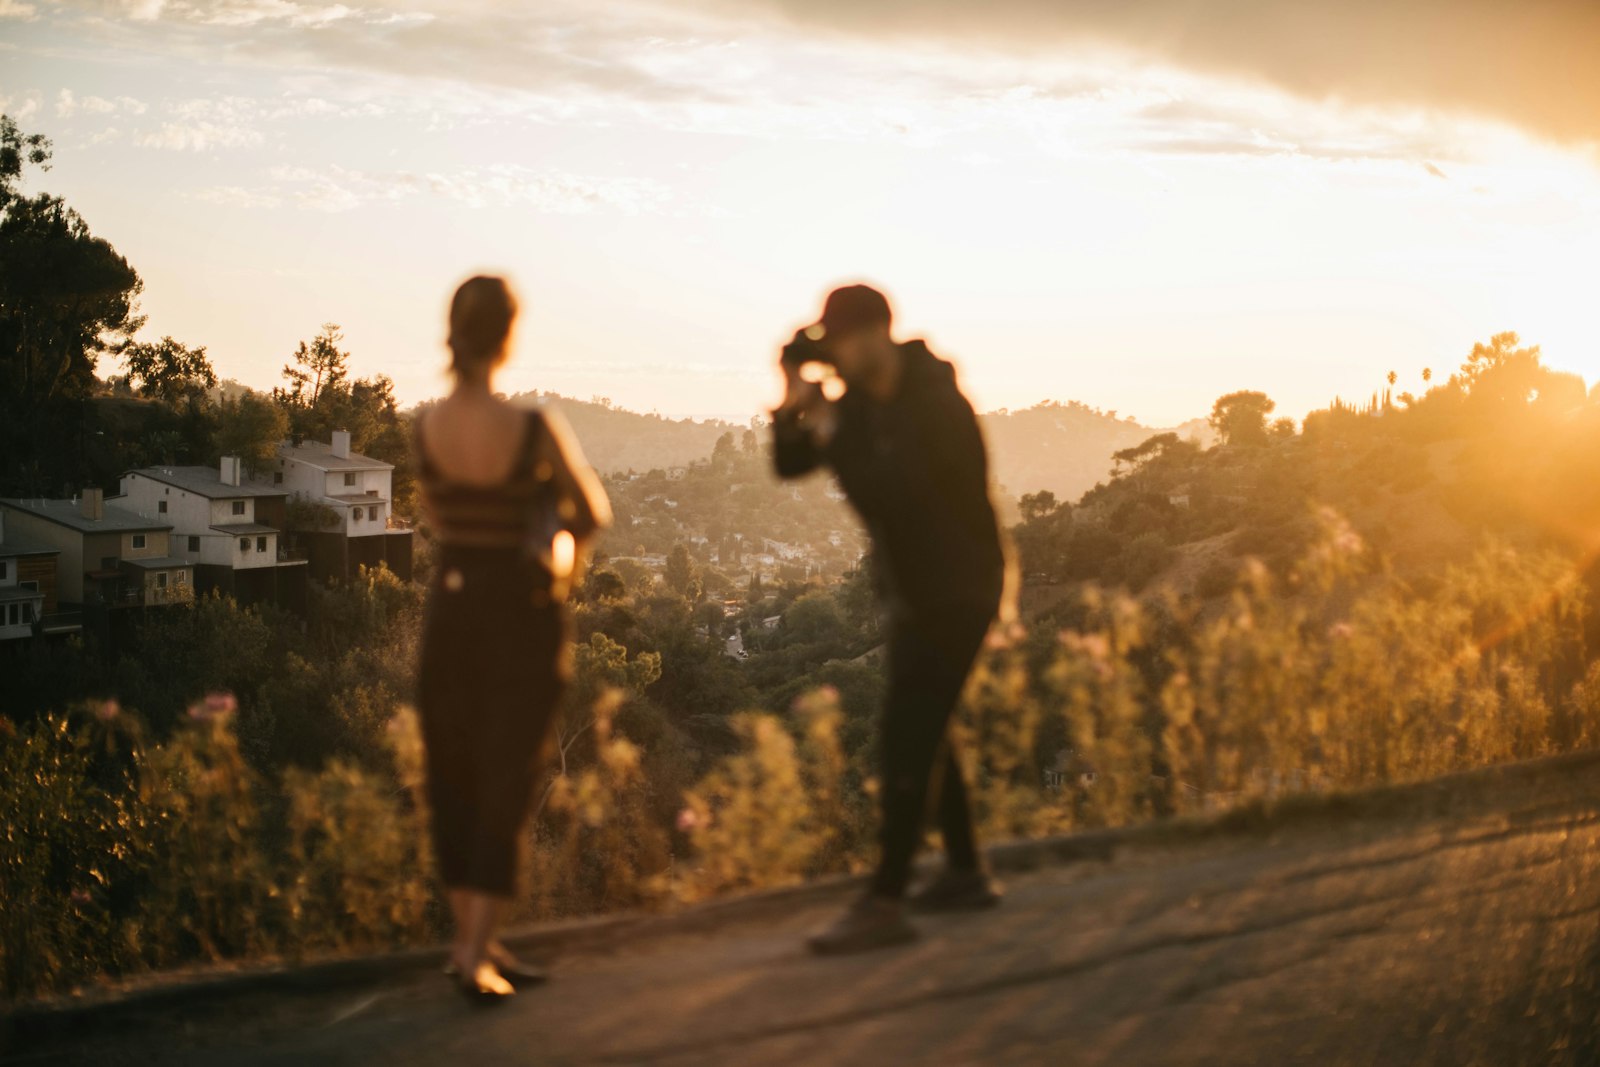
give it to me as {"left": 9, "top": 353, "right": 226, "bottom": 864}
{"left": 447, "top": 963, "right": 514, "bottom": 1005}
{"left": 493, "top": 959, "right": 549, "bottom": 987}
{"left": 445, "top": 958, "right": 548, "bottom": 988}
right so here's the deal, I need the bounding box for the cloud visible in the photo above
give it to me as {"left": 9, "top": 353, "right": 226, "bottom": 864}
{"left": 140, "top": 121, "right": 264, "bottom": 150}
{"left": 196, "top": 163, "right": 673, "bottom": 214}
{"left": 741, "top": 0, "right": 1600, "bottom": 146}
{"left": 0, "top": 91, "right": 42, "bottom": 121}
{"left": 0, "top": 0, "right": 38, "bottom": 18}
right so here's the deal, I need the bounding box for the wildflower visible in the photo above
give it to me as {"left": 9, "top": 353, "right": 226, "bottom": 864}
{"left": 187, "top": 690, "right": 238, "bottom": 722}
{"left": 676, "top": 807, "right": 702, "bottom": 833}
{"left": 1328, "top": 622, "right": 1354, "bottom": 640}
{"left": 91, "top": 698, "right": 121, "bottom": 722}
{"left": 69, "top": 888, "right": 93, "bottom": 907}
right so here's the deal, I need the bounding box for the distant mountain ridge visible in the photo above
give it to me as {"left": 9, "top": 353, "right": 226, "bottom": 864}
{"left": 520, "top": 392, "right": 1211, "bottom": 501}
{"left": 980, "top": 401, "right": 1215, "bottom": 502}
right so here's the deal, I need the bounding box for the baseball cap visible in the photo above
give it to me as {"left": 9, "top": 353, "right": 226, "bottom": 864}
{"left": 806, "top": 284, "right": 892, "bottom": 344}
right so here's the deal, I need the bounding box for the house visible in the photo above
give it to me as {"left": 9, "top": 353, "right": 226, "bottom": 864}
{"left": 260, "top": 430, "right": 412, "bottom": 582}
{"left": 118, "top": 457, "right": 308, "bottom": 612}
{"left": 0, "top": 510, "right": 67, "bottom": 641}
{"left": 0, "top": 490, "right": 193, "bottom": 610}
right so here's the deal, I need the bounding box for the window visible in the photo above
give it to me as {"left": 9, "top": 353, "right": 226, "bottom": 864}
{"left": 231, "top": 500, "right": 246, "bottom": 516}
{"left": 132, "top": 534, "right": 146, "bottom": 550}
{"left": 156, "top": 572, "right": 168, "bottom": 589}
{"left": 175, "top": 570, "right": 186, "bottom": 585}
{"left": 240, "top": 538, "right": 251, "bottom": 552}
{"left": 353, "top": 507, "right": 363, "bottom": 522}
{"left": 0, "top": 560, "right": 8, "bottom": 580}
{"left": 158, "top": 500, "right": 167, "bottom": 514}
{"left": 20, "top": 580, "right": 38, "bottom": 591}
{"left": 188, "top": 536, "right": 200, "bottom": 552}
{"left": 343, "top": 472, "right": 357, "bottom": 486}
{"left": 273, "top": 472, "right": 283, "bottom": 485}
{"left": 6, "top": 604, "right": 16, "bottom": 625}
{"left": 22, "top": 603, "right": 34, "bottom": 624}
{"left": 256, "top": 536, "right": 267, "bottom": 552}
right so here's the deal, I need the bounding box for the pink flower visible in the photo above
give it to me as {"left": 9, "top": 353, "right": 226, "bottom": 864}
{"left": 91, "top": 699, "right": 121, "bottom": 722}
{"left": 187, "top": 690, "right": 238, "bottom": 722}
{"left": 70, "top": 888, "right": 93, "bottom": 906}
{"left": 675, "top": 808, "right": 702, "bottom": 833}
{"left": 1328, "top": 622, "right": 1354, "bottom": 640}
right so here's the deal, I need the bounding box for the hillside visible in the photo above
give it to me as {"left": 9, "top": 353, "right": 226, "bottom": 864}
{"left": 980, "top": 401, "right": 1214, "bottom": 501}
{"left": 519, "top": 393, "right": 741, "bottom": 477}
{"left": 1009, "top": 336, "right": 1600, "bottom": 618}
{"left": 529, "top": 391, "right": 1215, "bottom": 502}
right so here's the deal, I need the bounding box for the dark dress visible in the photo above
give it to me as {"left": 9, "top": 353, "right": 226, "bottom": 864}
{"left": 415, "top": 409, "right": 571, "bottom": 896}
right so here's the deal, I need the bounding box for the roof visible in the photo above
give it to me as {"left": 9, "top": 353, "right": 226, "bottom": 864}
{"left": 121, "top": 556, "right": 191, "bottom": 570}
{"left": 277, "top": 440, "right": 393, "bottom": 472}
{"left": 0, "top": 587, "right": 43, "bottom": 604}
{"left": 125, "top": 467, "right": 286, "bottom": 500}
{"left": 0, "top": 530, "right": 59, "bottom": 558}
{"left": 1, "top": 498, "right": 173, "bottom": 535}
{"left": 210, "top": 523, "right": 279, "bottom": 536}
{"left": 328, "top": 493, "right": 389, "bottom": 504}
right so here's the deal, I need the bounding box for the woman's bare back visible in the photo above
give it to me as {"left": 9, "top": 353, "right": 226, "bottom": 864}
{"left": 420, "top": 393, "right": 530, "bottom": 488}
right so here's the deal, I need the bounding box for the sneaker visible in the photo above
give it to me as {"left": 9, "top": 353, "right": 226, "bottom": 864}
{"left": 807, "top": 894, "right": 918, "bottom": 956}
{"left": 907, "top": 869, "right": 1003, "bottom": 913}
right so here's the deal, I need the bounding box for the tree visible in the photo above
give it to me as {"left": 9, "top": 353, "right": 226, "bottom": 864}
{"left": 1454, "top": 332, "right": 1542, "bottom": 405}
{"left": 123, "top": 336, "right": 217, "bottom": 405}
{"left": 1110, "top": 432, "right": 1193, "bottom": 477}
{"left": 215, "top": 391, "right": 290, "bottom": 475}
{"left": 1208, "top": 391, "right": 1275, "bottom": 447}
{"left": 664, "top": 543, "right": 701, "bottom": 600}
{"left": 712, "top": 431, "right": 736, "bottom": 462}
{"left": 0, "top": 114, "right": 52, "bottom": 209}
{"left": 0, "top": 116, "right": 144, "bottom": 493}
{"left": 0, "top": 187, "right": 143, "bottom": 407}
{"left": 277, "top": 323, "right": 349, "bottom": 414}
{"left": 1018, "top": 490, "right": 1059, "bottom": 523}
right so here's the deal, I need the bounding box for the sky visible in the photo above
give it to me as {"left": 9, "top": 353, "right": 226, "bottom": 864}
{"left": 2, "top": 0, "right": 1597, "bottom": 426}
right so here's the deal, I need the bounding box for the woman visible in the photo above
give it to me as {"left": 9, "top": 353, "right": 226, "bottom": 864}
{"left": 415, "top": 275, "right": 610, "bottom": 1001}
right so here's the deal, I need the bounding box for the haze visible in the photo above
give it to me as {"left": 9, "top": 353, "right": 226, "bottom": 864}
{"left": 2, "top": 0, "right": 1596, "bottom": 424}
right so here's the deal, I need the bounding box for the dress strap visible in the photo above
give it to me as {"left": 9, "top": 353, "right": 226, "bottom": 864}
{"left": 513, "top": 409, "right": 549, "bottom": 482}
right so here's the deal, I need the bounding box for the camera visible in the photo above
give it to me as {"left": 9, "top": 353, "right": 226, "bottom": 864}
{"left": 780, "top": 326, "right": 832, "bottom": 370}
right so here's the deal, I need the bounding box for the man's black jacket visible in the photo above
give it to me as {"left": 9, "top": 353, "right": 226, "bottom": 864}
{"left": 772, "top": 340, "right": 1006, "bottom": 620}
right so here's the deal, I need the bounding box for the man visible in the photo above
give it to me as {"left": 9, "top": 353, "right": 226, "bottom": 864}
{"left": 772, "top": 283, "right": 1010, "bottom": 954}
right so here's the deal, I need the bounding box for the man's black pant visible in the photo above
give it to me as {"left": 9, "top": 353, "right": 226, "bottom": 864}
{"left": 870, "top": 606, "right": 993, "bottom": 899}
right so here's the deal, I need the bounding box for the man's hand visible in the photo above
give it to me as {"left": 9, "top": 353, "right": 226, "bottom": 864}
{"left": 774, "top": 366, "right": 836, "bottom": 443}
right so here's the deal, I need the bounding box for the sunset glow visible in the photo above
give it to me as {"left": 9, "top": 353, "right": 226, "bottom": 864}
{"left": 2, "top": 0, "right": 1596, "bottom": 424}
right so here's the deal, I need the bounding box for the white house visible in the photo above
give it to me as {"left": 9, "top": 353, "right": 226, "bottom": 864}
{"left": 259, "top": 430, "right": 412, "bottom": 581}
{"left": 0, "top": 491, "right": 192, "bottom": 609}
{"left": 118, "top": 458, "right": 307, "bottom": 610}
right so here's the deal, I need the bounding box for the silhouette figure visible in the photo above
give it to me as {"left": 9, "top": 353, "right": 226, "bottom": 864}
{"left": 415, "top": 276, "right": 611, "bottom": 1000}
{"left": 773, "top": 283, "right": 1009, "bottom": 954}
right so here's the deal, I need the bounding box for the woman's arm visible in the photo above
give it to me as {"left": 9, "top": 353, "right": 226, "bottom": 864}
{"left": 536, "top": 406, "right": 612, "bottom": 544}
